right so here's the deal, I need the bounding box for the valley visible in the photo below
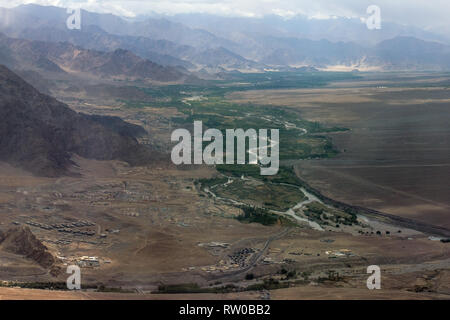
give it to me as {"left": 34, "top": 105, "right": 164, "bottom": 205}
{"left": 0, "top": 68, "right": 449, "bottom": 299}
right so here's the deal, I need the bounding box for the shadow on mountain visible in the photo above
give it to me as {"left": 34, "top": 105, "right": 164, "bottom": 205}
{"left": 0, "top": 65, "right": 162, "bottom": 177}
{"left": 0, "top": 226, "right": 55, "bottom": 269}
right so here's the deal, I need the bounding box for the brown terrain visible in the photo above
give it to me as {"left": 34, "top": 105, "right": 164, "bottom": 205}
{"left": 0, "top": 33, "right": 188, "bottom": 82}
{"left": 0, "top": 67, "right": 448, "bottom": 300}
{"left": 0, "top": 155, "right": 448, "bottom": 299}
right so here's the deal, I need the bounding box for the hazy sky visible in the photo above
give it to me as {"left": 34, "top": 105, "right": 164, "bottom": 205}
{"left": 1, "top": 0, "right": 449, "bottom": 31}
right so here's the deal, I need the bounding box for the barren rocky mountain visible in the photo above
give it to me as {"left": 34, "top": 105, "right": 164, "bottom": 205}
{"left": 0, "top": 33, "right": 187, "bottom": 82}
{"left": 369, "top": 36, "right": 450, "bottom": 70}
{"left": 0, "top": 226, "right": 55, "bottom": 269}
{"left": 0, "top": 64, "right": 156, "bottom": 177}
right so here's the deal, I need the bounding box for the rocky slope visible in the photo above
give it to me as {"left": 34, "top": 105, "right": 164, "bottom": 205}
{"left": 0, "top": 33, "right": 187, "bottom": 82}
{"left": 0, "top": 64, "right": 156, "bottom": 177}
{"left": 0, "top": 226, "right": 55, "bottom": 269}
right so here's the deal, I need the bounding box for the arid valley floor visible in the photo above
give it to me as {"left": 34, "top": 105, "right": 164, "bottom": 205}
{"left": 0, "top": 71, "right": 449, "bottom": 300}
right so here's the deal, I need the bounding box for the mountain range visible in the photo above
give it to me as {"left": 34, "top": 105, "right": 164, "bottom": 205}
{"left": 0, "top": 33, "right": 189, "bottom": 82}
{"left": 1, "top": 4, "right": 449, "bottom": 72}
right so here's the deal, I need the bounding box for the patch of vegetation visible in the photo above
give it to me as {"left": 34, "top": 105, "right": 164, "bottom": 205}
{"left": 216, "top": 164, "right": 261, "bottom": 178}
{"left": 196, "top": 177, "right": 229, "bottom": 188}
{"left": 96, "top": 284, "right": 135, "bottom": 293}
{"left": 303, "top": 201, "right": 358, "bottom": 226}
{"left": 278, "top": 268, "right": 297, "bottom": 280}
{"left": 156, "top": 283, "right": 203, "bottom": 294}
{"left": 301, "top": 271, "right": 312, "bottom": 280}
{"left": 132, "top": 72, "right": 359, "bottom": 229}
{"left": 215, "top": 179, "right": 305, "bottom": 211}
{"left": 0, "top": 281, "right": 70, "bottom": 290}
{"left": 156, "top": 283, "right": 238, "bottom": 294}
{"left": 156, "top": 277, "right": 296, "bottom": 294}
{"left": 124, "top": 71, "right": 349, "bottom": 162}
{"left": 265, "top": 166, "right": 304, "bottom": 186}
{"left": 217, "top": 165, "right": 304, "bottom": 187}
{"left": 245, "top": 278, "right": 290, "bottom": 291}
{"left": 0, "top": 281, "right": 136, "bottom": 293}
{"left": 236, "top": 206, "right": 280, "bottom": 226}
{"left": 317, "top": 270, "right": 343, "bottom": 283}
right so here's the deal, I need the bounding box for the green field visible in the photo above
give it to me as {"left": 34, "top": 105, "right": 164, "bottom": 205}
{"left": 214, "top": 179, "right": 305, "bottom": 211}
{"left": 122, "top": 71, "right": 351, "bottom": 167}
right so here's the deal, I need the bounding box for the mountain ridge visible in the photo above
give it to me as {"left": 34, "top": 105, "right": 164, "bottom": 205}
{"left": 2, "top": 4, "right": 450, "bottom": 72}
{"left": 0, "top": 64, "right": 158, "bottom": 177}
{"left": 0, "top": 33, "right": 188, "bottom": 82}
